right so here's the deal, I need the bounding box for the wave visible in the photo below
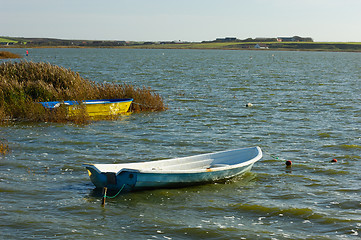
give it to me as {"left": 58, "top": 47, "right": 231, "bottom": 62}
{"left": 230, "top": 203, "right": 353, "bottom": 224}
{"left": 324, "top": 144, "right": 361, "bottom": 150}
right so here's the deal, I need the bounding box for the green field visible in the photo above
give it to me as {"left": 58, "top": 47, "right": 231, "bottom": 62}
{"left": 0, "top": 37, "right": 18, "bottom": 43}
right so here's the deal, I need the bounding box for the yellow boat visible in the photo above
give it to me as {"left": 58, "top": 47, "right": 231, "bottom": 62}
{"left": 40, "top": 98, "right": 133, "bottom": 117}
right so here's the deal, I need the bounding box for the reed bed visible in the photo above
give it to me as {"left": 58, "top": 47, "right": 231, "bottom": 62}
{"left": 0, "top": 61, "right": 166, "bottom": 123}
{"left": 0, "top": 139, "right": 9, "bottom": 155}
{"left": 0, "top": 51, "right": 22, "bottom": 59}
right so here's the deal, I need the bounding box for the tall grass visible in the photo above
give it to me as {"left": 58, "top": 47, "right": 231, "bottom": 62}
{"left": 0, "top": 61, "right": 166, "bottom": 123}
{"left": 0, "top": 139, "right": 9, "bottom": 155}
{"left": 0, "top": 51, "right": 22, "bottom": 59}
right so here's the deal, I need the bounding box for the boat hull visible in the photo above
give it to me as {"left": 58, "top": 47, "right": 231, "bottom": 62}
{"left": 84, "top": 147, "right": 262, "bottom": 192}
{"left": 133, "top": 163, "right": 254, "bottom": 189}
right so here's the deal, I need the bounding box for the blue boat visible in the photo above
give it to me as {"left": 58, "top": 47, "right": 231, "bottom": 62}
{"left": 84, "top": 147, "right": 262, "bottom": 193}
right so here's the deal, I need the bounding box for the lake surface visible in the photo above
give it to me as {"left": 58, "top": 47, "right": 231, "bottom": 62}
{"left": 1, "top": 48, "right": 360, "bottom": 239}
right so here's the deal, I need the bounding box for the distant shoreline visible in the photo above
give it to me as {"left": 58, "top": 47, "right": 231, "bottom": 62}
{"left": 3, "top": 44, "right": 361, "bottom": 53}
{"left": 122, "top": 42, "right": 361, "bottom": 52}
{"left": 2, "top": 43, "right": 361, "bottom": 53}
{"left": 1, "top": 36, "right": 361, "bottom": 52}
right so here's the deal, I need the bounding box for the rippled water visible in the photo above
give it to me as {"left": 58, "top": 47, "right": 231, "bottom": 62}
{"left": 1, "top": 48, "right": 360, "bottom": 239}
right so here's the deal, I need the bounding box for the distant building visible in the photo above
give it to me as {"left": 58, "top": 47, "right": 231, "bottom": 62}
{"left": 277, "top": 36, "right": 314, "bottom": 42}
{"left": 215, "top": 37, "right": 238, "bottom": 42}
{"left": 277, "top": 37, "right": 295, "bottom": 42}
{"left": 254, "top": 44, "right": 269, "bottom": 49}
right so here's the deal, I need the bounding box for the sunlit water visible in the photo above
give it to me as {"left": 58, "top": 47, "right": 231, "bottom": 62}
{"left": 1, "top": 48, "right": 360, "bottom": 239}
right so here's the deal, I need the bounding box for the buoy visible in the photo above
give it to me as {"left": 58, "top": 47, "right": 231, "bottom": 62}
{"left": 246, "top": 103, "right": 253, "bottom": 107}
{"left": 285, "top": 160, "right": 292, "bottom": 167}
{"left": 26, "top": 50, "right": 29, "bottom": 56}
{"left": 331, "top": 159, "right": 337, "bottom": 163}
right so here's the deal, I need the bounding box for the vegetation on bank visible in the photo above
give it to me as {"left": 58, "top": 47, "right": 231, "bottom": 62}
{"left": 130, "top": 41, "right": 361, "bottom": 52}
{"left": 0, "top": 139, "right": 9, "bottom": 155}
{"left": 0, "top": 61, "right": 166, "bottom": 124}
{"left": 265, "top": 42, "right": 361, "bottom": 51}
{"left": 0, "top": 51, "right": 22, "bottom": 59}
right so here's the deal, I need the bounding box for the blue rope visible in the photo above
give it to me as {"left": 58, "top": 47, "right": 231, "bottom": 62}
{"left": 105, "top": 184, "right": 125, "bottom": 199}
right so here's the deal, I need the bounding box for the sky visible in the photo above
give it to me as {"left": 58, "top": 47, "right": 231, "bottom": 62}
{"left": 1, "top": 0, "right": 361, "bottom": 42}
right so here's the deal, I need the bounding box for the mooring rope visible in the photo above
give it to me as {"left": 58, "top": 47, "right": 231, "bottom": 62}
{"left": 105, "top": 184, "right": 126, "bottom": 199}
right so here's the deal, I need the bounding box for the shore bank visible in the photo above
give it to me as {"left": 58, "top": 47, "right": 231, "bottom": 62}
{"left": 2, "top": 37, "right": 361, "bottom": 52}
{"left": 125, "top": 41, "right": 361, "bottom": 52}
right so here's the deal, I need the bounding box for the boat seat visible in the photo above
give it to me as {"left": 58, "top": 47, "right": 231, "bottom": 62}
{"left": 210, "top": 164, "right": 229, "bottom": 168}
{"left": 157, "top": 159, "right": 213, "bottom": 171}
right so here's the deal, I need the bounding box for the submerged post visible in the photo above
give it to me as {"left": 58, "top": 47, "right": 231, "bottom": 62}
{"left": 102, "top": 187, "right": 108, "bottom": 207}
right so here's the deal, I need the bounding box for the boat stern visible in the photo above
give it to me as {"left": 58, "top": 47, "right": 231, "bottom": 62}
{"left": 84, "top": 164, "right": 108, "bottom": 189}
{"left": 84, "top": 164, "right": 138, "bottom": 191}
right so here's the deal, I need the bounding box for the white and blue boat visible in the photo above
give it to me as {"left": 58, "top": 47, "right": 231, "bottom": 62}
{"left": 84, "top": 146, "right": 262, "bottom": 192}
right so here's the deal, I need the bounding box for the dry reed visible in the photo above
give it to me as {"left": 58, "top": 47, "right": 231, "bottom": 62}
{"left": 0, "top": 139, "right": 9, "bottom": 155}
{"left": 0, "top": 61, "right": 166, "bottom": 123}
{"left": 0, "top": 51, "right": 22, "bottom": 59}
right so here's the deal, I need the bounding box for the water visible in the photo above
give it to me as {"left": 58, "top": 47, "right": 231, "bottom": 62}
{"left": 1, "top": 48, "right": 360, "bottom": 239}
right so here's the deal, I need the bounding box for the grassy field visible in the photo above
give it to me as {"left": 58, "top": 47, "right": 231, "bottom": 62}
{"left": 266, "top": 42, "right": 361, "bottom": 51}
{"left": 0, "top": 37, "right": 18, "bottom": 43}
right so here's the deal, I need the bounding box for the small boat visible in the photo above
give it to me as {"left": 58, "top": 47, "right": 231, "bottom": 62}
{"left": 84, "top": 146, "right": 262, "bottom": 192}
{"left": 39, "top": 98, "right": 133, "bottom": 117}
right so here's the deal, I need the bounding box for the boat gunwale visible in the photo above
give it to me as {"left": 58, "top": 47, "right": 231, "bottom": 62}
{"left": 39, "top": 98, "right": 133, "bottom": 108}
{"left": 83, "top": 146, "right": 262, "bottom": 175}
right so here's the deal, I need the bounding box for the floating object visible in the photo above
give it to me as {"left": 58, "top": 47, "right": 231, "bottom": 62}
{"left": 285, "top": 160, "right": 292, "bottom": 167}
{"left": 84, "top": 146, "right": 262, "bottom": 193}
{"left": 331, "top": 159, "right": 337, "bottom": 163}
{"left": 39, "top": 98, "right": 133, "bottom": 117}
{"left": 246, "top": 103, "right": 253, "bottom": 107}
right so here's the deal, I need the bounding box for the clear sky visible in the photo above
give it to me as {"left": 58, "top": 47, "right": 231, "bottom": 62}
{"left": 1, "top": 0, "right": 361, "bottom": 42}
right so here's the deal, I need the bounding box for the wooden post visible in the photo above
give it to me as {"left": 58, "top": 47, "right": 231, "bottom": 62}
{"left": 101, "top": 187, "right": 107, "bottom": 207}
